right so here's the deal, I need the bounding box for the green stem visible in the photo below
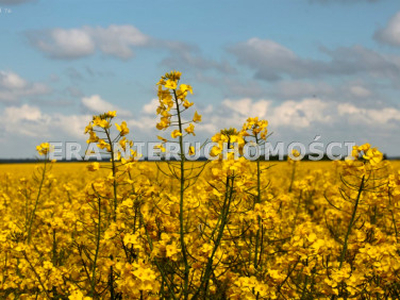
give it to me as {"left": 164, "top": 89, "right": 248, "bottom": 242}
{"left": 105, "top": 128, "right": 118, "bottom": 222}
{"left": 289, "top": 162, "right": 296, "bottom": 193}
{"left": 193, "top": 145, "right": 235, "bottom": 299}
{"left": 140, "top": 210, "right": 177, "bottom": 300}
{"left": 254, "top": 136, "right": 262, "bottom": 269}
{"left": 173, "top": 89, "right": 189, "bottom": 299}
{"left": 255, "top": 136, "right": 261, "bottom": 205}
{"left": 27, "top": 158, "right": 48, "bottom": 244}
{"left": 23, "top": 251, "right": 52, "bottom": 299}
{"left": 91, "top": 197, "right": 102, "bottom": 297}
{"left": 388, "top": 186, "right": 399, "bottom": 243}
{"left": 339, "top": 174, "right": 365, "bottom": 269}
{"left": 203, "top": 176, "right": 234, "bottom": 296}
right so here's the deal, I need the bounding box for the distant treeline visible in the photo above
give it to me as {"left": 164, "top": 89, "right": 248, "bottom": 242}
{"left": 0, "top": 154, "right": 398, "bottom": 164}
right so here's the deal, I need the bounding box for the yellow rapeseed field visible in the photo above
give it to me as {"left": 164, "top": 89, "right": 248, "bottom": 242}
{"left": 1, "top": 71, "right": 400, "bottom": 299}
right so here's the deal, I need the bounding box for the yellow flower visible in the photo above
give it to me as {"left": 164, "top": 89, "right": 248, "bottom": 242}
{"left": 84, "top": 123, "right": 93, "bottom": 134}
{"left": 119, "top": 137, "right": 130, "bottom": 151}
{"left": 106, "top": 111, "right": 117, "bottom": 118}
{"left": 156, "top": 78, "right": 166, "bottom": 86}
{"left": 189, "top": 146, "right": 195, "bottom": 156}
{"left": 292, "top": 149, "right": 300, "bottom": 158}
{"left": 180, "top": 84, "right": 193, "bottom": 95}
{"left": 157, "top": 135, "right": 167, "bottom": 143}
{"left": 183, "top": 99, "right": 194, "bottom": 109}
{"left": 87, "top": 162, "right": 100, "bottom": 171}
{"left": 171, "top": 129, "right": 182, "bottom": 139}
{"left": 156, "top": 117, "right": 170, "bottom": 130}
{"left": 166, "top": 242, "right": 180, "bottom": 257}
{"left": 351, "top": 146, "right": 359, "bottom": 158}
{"left": 358, "top": 143, "right": 370, "bottom": 152}
{"left": 86, "top": 131, "right": 99, "bottom": 144}
{"left": 93, "top": 116, "right": 109, "bottom": 128}
{"left": 201, "top": 243, "right": 213, "bottom": 255}
{"left": 363, "top": 147, "right": 383, "bottom": 166}
{"left": 123, "top": 233, "right": 139, "bottom": 245}
{"left": 97, "top": 139, "right": 109, "bottom": 150}
{"left": 154, "top": 144, "right": 166, "bottom": 152}
{"left": 184, "top": 123, "right": 195, "bottom": 136}
{"left": 165, "top": 70, "right": 181, "bottom": 81}
{"left": 116, "top": 121, "right": 129, "bottom": 136}
{"left": 165, "top": 79, "right": 177, "bottom": 90}
{"left": 210, "top": 146, "right": 222, "bottom": 157}
{"left": 36, "top": 142, "right": 52, "bottom": 156}
{"left": 193, "top": 111, "right": 202, "bottom": 123}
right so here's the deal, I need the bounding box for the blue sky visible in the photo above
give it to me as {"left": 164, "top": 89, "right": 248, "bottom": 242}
{"left": 1, "top": 0, "right": 400, "bottom": 158}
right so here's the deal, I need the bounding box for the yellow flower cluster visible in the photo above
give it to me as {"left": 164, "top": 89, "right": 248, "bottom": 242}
{"left": 351, "top": 142, "right": 384, "bottom": 166}
{"left": 155, "top": 71, "right": 201, "bottom": 142}
{"left": 36, "top": 142, "right": 52, "bottom": 156}
{"left": 242, "top": 116, "right": 268, "bottom": 140}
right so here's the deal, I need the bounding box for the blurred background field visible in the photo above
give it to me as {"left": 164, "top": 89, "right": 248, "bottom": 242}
{"left": 2, "top": 159, "right": 399, "bottom": 183}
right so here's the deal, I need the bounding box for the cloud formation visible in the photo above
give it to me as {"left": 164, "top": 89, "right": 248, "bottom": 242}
{"left": 2, "top": 96, "right": 400, "bottom": 157}
{"left": 1, "top": 104, "right": 51, "bottom": 137}
{"left": 25, "top": 25, "right": 235, "bottom": 74}
{"left": 374, "top": 11, "right": 400, "bottom": 47}
{"left": 228, "top": 38, "right": 400, "bottom": 81}
{"left": 0, "top": 70, "right": 50, "bottom": 104}
{"left": 81, "top": 95, "right": 132, "bottom": 117}
{"left": 0, "top": 104, "right": 91, "bottom": 141}
{"left": 26, "top": 25, "right": 150, "bottom": 59}
{"left": 218, "top": 98, "right": 332, "bottom": 130}
{"left": 160, "top": 44, "right": 236, "bottom": 74}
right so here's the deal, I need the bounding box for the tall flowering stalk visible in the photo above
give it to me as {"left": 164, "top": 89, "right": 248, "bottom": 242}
{"left": 327, "top": 143, "right": 384, "bottom": 299}
{"left": 84, "top": 111, "right": 136, "bottom": 298}
{"left": 195, "top": 128, "right": 247, "bottom": 298}
{"left": 155, "top": 71, "right": 202, "bottom": 298}
{"left": 27, "top": 143, "right": 53, "bottom": 244}
{"left": 338, "top": 143, "right": 383, "bottom": 269}
{"left": 241, "top": 117, "right": 269, "bottom": 270}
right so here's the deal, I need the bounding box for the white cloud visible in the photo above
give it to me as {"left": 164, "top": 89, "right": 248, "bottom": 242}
{"left": 142, "top": 99, "right": 159, "bottom": 115}
{"left": 229, "top": 38, "right": 400, "bottom": 81}
{"left": 26, "top": 24, "right": 234, "bottom": 73}
{"left": 1, "top": 98, "right": 400, "bottom": 158}
{"left": 0, "top": 71, "right": 27, "bottom": 89}
{"left": 374, "top": 11, "right": 400, "bottom": 46}
{"left": 82, "top": 95, "right": 116, "bottom": 113}
{"left": 1, "top": 104, "right": 51, "bottom": 137}
{"left": 228, "top": 38, "right": 307, "bottom": 81}
{"left": 0, "top": 70, "right": 51, "bottom": 104}
{"left": 51, "top": 114, "right": 92, "bottom": 139}
{"left": 161, "top": 44, "right": 236, "bottom": 74}
{"left": 45, "top": 28, "right": 95, "bottom": 59}
{"left": 27, "top": 25, "right": 150, "bottom": 60}
{"left": 127, "top": 116, "right": 158, "bottom": 131}
{"left": 190, "top": 98, "right": 332, "bottom": 136}
{"left": 200, "top": 97, "right": 400, "bottom": 135}
{"left": 0, "top": 104, "right": 91, "bottom": 139}
{"left": 86, "top": 25, "right": 150, "bottom": 59}
{"left": 222, "top": 98, "right": 271, "bottom": 118}
{"left": 5, "top": 98, "right": 397, "bottom": 141}
{"left": 349, "top": 85, "right": 371, "bottom": 97}
{"left": 338, "top": 103, "right": 400, "bottom": 126}
{"left": 269, "top": 99, "right": 331, "bottom": 128}
{"left": 81, "top": 94, "right": 132, "bottom": 117}
{"left": 276, "top": 80, "right": 334, "bottom": 98}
